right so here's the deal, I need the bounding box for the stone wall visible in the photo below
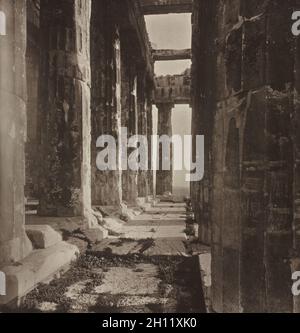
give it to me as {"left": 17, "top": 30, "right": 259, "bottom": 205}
{"left": 192, "top": 0, "right": 300, "bottom": 312}
{"left": 155, "top": 70, "right": 191, "bottom": 104}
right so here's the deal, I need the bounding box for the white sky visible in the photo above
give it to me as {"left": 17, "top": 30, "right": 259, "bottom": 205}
{"left": 152, "top": 105, "right": 192, "bottom": 195}
{"left": 147, "top": 14, "right": 192, "bottom": 196}
{"left": 145, "top": 14, "right": 192, "bottom": 76}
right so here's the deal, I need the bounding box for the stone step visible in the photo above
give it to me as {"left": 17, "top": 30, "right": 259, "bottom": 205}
{"left": 154, "top": 202, "right": 186, "bottom": 208}
{"left": 25, "top": 199, "right": 39, "bottom": 215}
{"left": 144, "top": 206, "right": 186, "bottom": 214}
{"left": 129, "top": 213, "right": 186, "bottom": 224}
{"left": 0, "top": 242, "right": 79, "bottom": 306}
{"left": 122, "top": 225, "right": 187, "bottom": 240}
{"left": 25, "top": 199, "right": 39, "bottom": 209}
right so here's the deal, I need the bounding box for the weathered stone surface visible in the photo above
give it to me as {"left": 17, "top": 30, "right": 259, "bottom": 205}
{"left": 191, "top": 0, "right": 215, "bottom": 246}
{"left": 91, "top": 0, "right": 123, "bottom": 207}
{"left": 152, "top": 49, "right": 191, "bottom": 61}
{"left": 25, "top": 0, "right": 40, "bottom": 199}
{"left": 140, "top": 0, "right": 193, "bottom": 15}
{"left": 0, "top": 0, "right": 33, "bottom": 267}
{"left": 156, "top": 103, "right": 174, "bottom": 195}
{"left": 192, "top": 0, "right": 297, "bottom": 313}
{"left": 198, "top": 253, "right": 211, "bottom": 312}
{"left": 82, "top": 227, "right": 108, "bottom": 244}
{"left": 0, "top": 242, "right": 79, "bottom": 305}
{"left": 137, "top": 71, "right": 152, "bottom": 198}
{"left": 155, "top": 70, "right": 191, "bottom": 104}
{"left": 25, "top": 225, "right": 62, "bottom": 249}
{"left": 121, "top": 45, "right": 139, "bottom": 205}
{"left": 291, "top": 258, "right": 300, "bottom": 313}
{"left": 37, "top": 0, "right": 92, "bottom": 223}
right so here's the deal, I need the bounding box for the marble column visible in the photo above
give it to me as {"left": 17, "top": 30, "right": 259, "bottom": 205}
{"left": 156, "top": 103, "right": 173, "bottom": 195}
{"left": 38, "top": 0, "right": 93, "bottom": 223}
{"left": 0, "top": 0, "right": 32, "bottom": 266}
{"left": 91, "top": 1, "right": 123, "bottom": 207}
{"left": 137, "top": 73, "right": 149, "bottom": 198}
{"left": 147, "top": 97, "right": 154, "bottom": 196}
{"left": 121, "top": 59, "right": 139, "bottom": 205}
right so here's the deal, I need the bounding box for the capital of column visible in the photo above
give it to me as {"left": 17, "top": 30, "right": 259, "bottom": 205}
{"left": 155, "top": 102, "right": 175, "bottom": 111}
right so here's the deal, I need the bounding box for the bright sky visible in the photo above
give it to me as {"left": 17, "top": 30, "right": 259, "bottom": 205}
{"left": 147, "top": 14, "right": 192, "bottom": 196}
{"left": 145, "top": 14, "right": 192, "bottom": 76}
{"left": 152, "top": 105, "right": 192, "bottom": 195}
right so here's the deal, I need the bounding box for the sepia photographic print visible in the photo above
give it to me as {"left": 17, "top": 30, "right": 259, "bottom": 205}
{"left": 1, "top": 0, "right": 300, "bottom": 322}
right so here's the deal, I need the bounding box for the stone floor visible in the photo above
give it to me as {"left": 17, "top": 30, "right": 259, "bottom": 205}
{"left": 12, "top": 202, "right": 208, "bottom": 313}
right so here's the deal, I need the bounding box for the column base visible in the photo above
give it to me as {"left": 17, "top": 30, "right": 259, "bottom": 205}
{"left": 0, "top": 234, "right": 32, "bottom": 268}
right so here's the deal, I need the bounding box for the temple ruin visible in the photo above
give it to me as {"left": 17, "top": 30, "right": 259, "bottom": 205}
{"left": 0, "top": 0, "right": 300, "bottom": 313}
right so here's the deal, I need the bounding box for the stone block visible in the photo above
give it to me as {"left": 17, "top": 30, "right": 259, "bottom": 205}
{"left": 136, "top": 197, "right": 147, "bottom": 206}
{"left": 0, "top": 242, "right": 79, "bottom": 306}
{"left": 82, "top": 226, "right": 108, "bottom": 244}
{"left": 104, "top": 217, "right": 124, "bottom": 234}
{"left": 25, "top": 225, "right": 62, "bottom": 249}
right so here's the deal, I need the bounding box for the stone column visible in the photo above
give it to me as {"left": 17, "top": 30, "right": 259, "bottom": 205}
{"left": 262, "top": 2, "right": 294, "bottom": 313}
{"left": 121, "top": 58, "right": 139, "bottom": 205}
{"left": 147, "top": 97, "right": 154, "bottom": 196}
{"left": 137, "top": 72, "right": 149, "bottom": 198}
{"left": 156, "top": 103, "right": 173, "bottom": 195}
{"left": 0, "top": 0, "right": 32, "bottom": 266}
{"left": 38, "top": 0, "right": 93, "bottom": 224}
{"left": 91, "top": 1, "right": 123, "bottom": 207}
{"left": 25, "top": 0, "right": 40, "bottom": 199}
{"left": 293, "top": 11, "right": 300, "bottom": 315}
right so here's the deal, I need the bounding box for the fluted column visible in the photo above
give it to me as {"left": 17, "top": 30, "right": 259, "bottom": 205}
{"left": 0, "top": 0, "right": 32, "bottom": 266}
{"left": 38, "top": 0, "right": 93, "bottom": 224}
{"left": 156, "top": 103, "right": 173, "bottom": 195}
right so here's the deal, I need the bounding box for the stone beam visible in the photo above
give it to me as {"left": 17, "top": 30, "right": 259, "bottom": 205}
{"left": 153, "top": 49, "right": 191, "bottom": 61}
{"left": 119, "top": 0, "right": 154, "bottom": 85}
{"left": 140, "top": 0, "right": 193, "bottom": 15}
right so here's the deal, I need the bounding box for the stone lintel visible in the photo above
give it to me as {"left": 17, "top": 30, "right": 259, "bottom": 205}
{"left": 153, "top": 49, "right": 192, "bottom": 61}
{"left": 140, "top": 0, "right": 193, "bottom": 15}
